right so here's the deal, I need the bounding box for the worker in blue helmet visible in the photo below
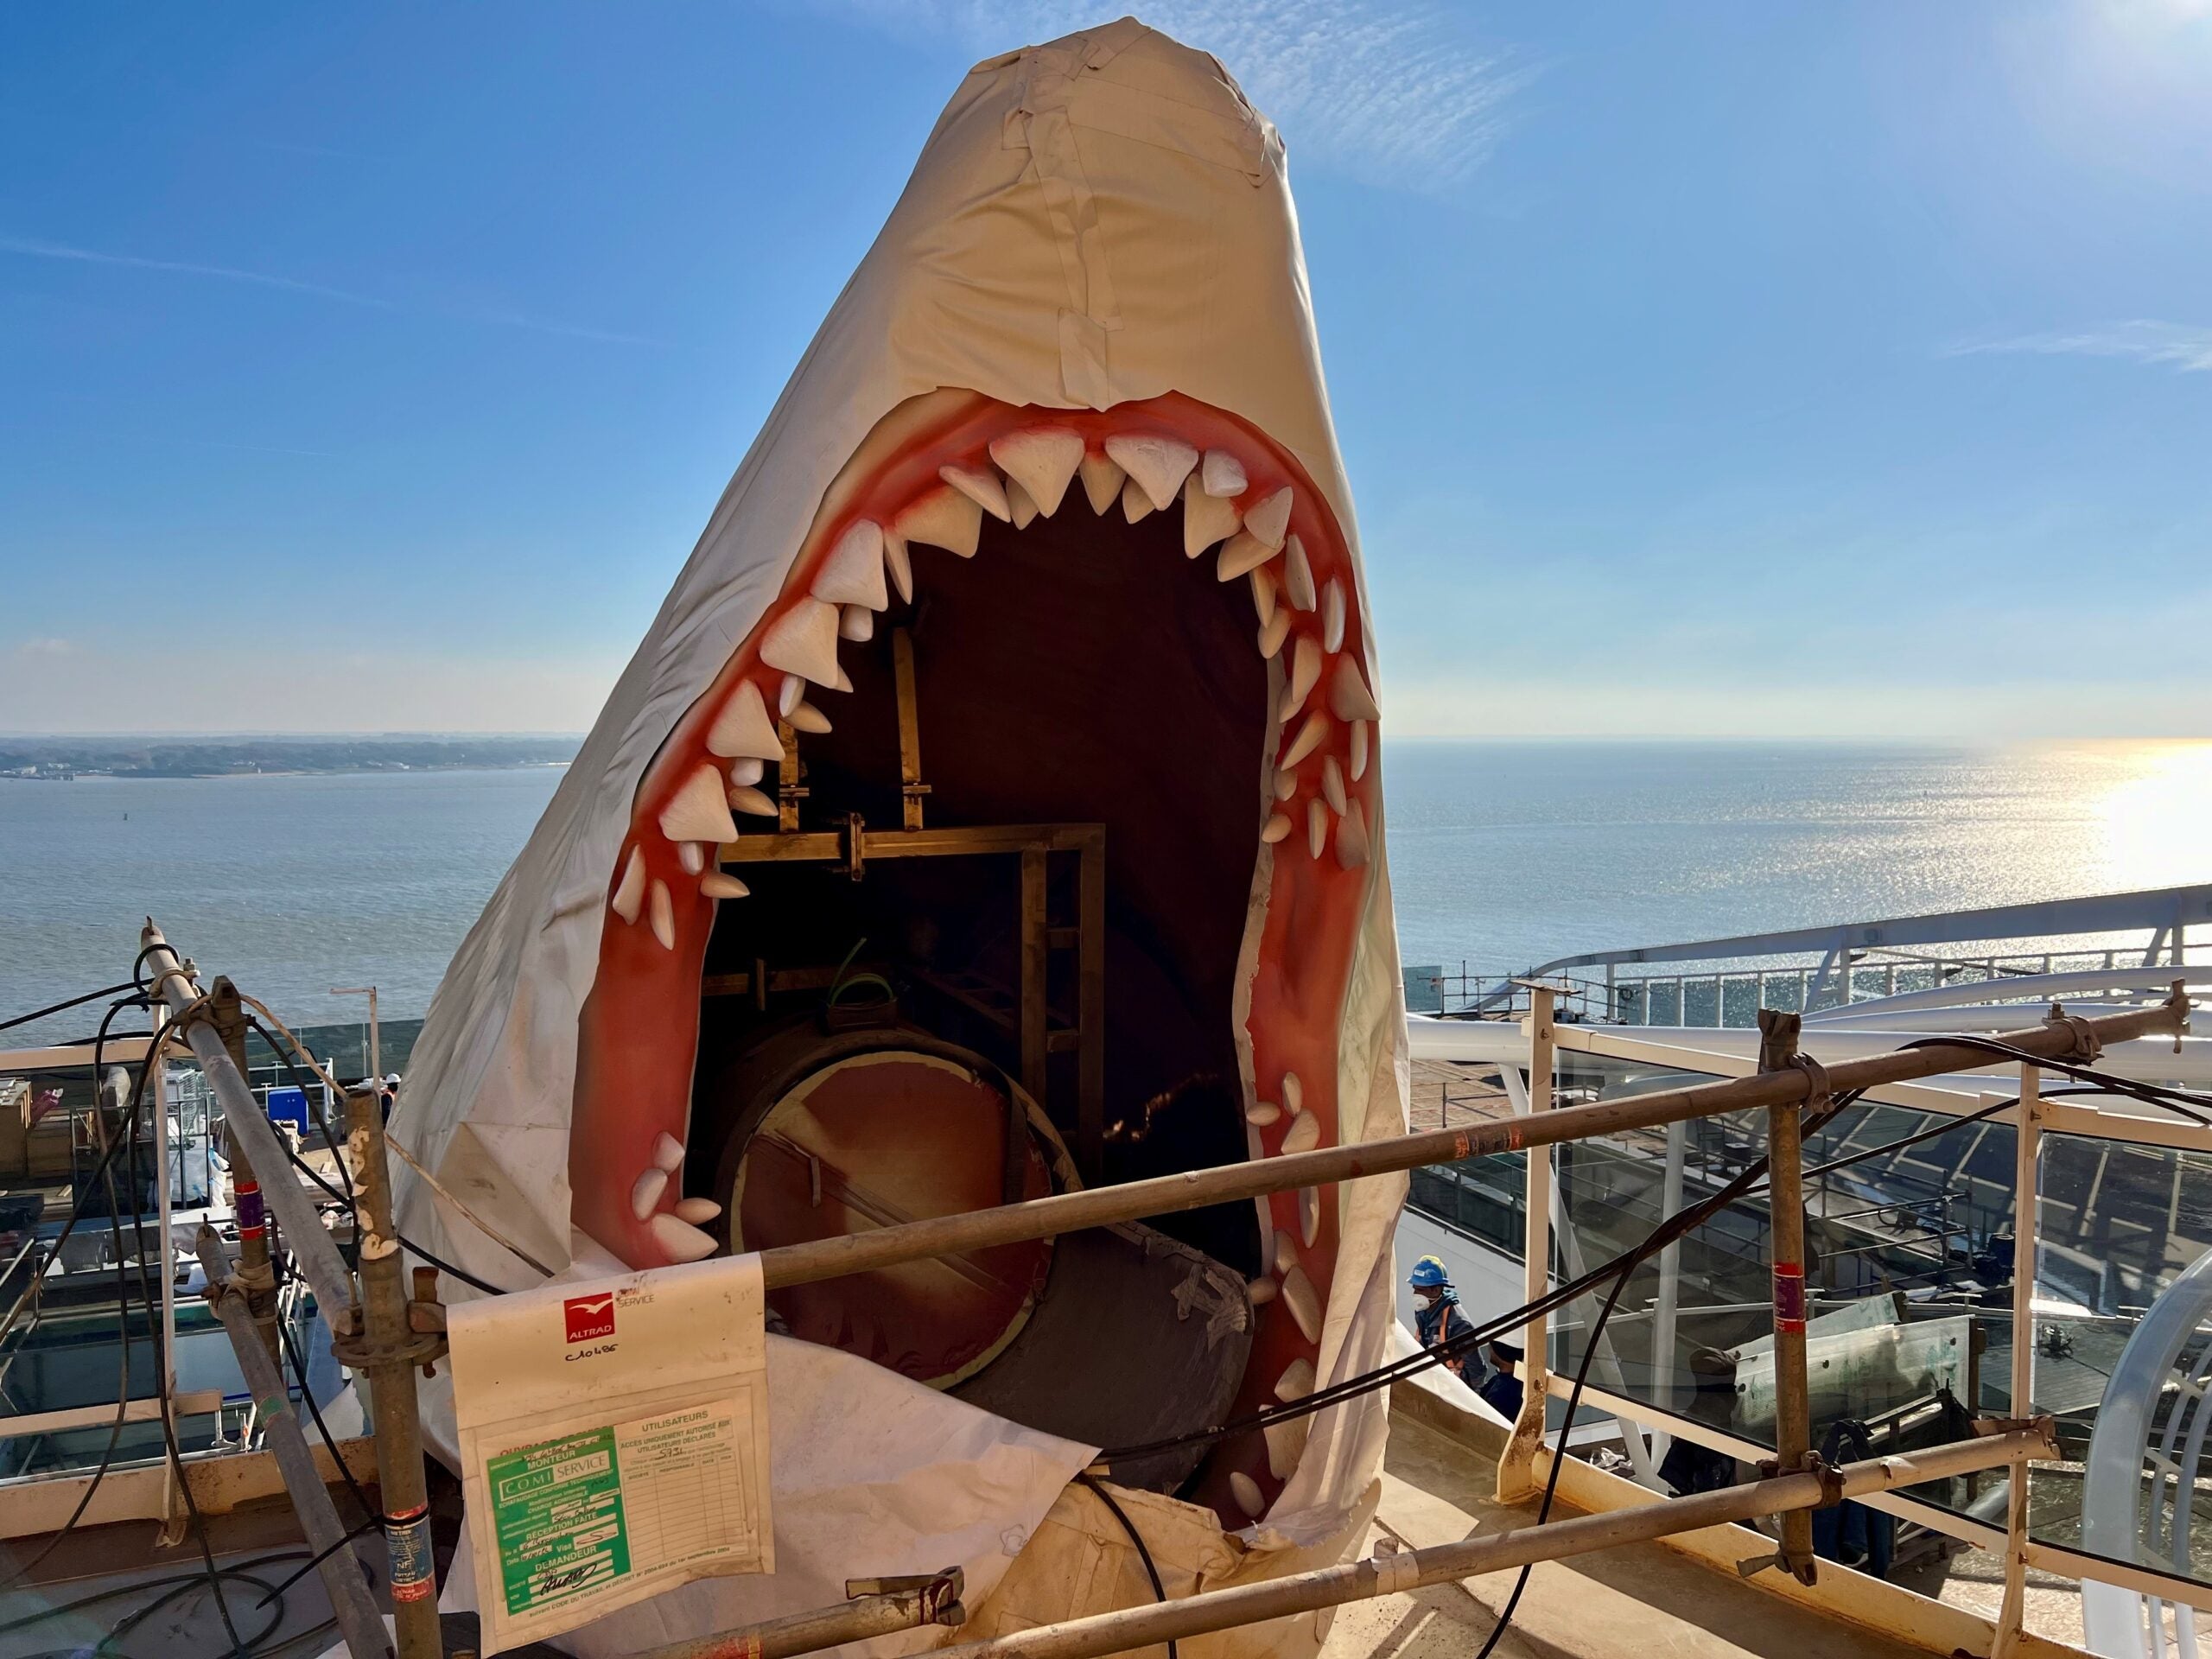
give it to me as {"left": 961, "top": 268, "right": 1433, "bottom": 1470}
{"left": 1408, "top": 1255, "right": 1475, "bottom": 1379}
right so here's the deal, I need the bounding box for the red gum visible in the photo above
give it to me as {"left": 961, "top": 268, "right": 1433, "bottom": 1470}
{"left": 571, "top": 391, "right": 1375, "bottom": 1522}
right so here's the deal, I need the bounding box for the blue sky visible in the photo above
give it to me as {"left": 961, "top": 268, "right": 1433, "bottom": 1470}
{"left": 2, "top": 2, "right": 2206, "bottom": 737}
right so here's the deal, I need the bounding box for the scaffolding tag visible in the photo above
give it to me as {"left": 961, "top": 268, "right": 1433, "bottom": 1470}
{"left": 448, "top": 1254, "right": 774, "bottom": 1656}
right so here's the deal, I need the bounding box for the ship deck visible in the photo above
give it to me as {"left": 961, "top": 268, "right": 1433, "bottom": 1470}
{"left": 1331, "top": 1382, "right": 2091, "bottom": 1659}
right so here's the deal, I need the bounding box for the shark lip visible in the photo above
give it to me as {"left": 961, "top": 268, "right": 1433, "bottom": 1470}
{"left": 569, "top": 386, "right": 1378, "bottom": 1518}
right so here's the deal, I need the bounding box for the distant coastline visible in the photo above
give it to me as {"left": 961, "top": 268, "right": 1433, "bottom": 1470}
{"left": 1, "top": 735, "right": 580, "bottom": 781}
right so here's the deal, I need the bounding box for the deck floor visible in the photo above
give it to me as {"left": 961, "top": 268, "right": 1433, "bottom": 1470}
{"left": 1323, "top": 1411, "right": 1934, "bottom": 1659}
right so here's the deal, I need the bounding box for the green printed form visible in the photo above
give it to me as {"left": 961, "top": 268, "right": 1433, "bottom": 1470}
{"left": 489, "top": 1427, "right": 632, "bottom": 1616}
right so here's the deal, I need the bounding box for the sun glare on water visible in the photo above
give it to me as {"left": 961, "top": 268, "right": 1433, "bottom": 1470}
{"left": 2088, "top": 741, "right": 2212, "bottom": 895}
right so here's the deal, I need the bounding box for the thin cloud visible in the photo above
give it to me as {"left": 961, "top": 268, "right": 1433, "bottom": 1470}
{"left": 821, "top": 0, "right": 1529, "bottom": 192}
{"left": 0, "top": 235, "right": 661, "bottom": 346}
{"left": 459, "top": 308, "right": 664, "bottom": 347}
{"left": 1945, "top": 321, "right": 2212, "bottom": 374}
{"left": 0, "top": 234, "right": 392, "bottom": 309}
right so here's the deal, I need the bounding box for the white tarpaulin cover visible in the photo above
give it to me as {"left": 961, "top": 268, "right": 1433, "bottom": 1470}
{"left": 394, "top": 12, "right": 1410, "bottom": 1650}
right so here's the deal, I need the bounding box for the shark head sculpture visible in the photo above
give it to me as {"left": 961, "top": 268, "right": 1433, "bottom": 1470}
{"left": 399, "top": 15, "right": 1410, "bottom": 1538}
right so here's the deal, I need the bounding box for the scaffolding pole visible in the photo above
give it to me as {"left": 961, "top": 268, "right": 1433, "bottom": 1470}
{"left": 139, "top": 923, "right": 359, "bottom": 1325}
{"left": 631, "top": 1567, "right": 966, "bottom": 1659}
{"left": 924, "top": 1429, "right": 2052, "bottom": 1659}
{"left": 192, "top": 1229, "right": 392, "bottom": 1659}
{"left": 757, "top": 991, "right": 2190, "bottom": 1292}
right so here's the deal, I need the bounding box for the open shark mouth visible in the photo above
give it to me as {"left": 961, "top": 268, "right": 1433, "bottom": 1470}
{"left": 568, "top": 385, "right": 1380, "bottom": 1521}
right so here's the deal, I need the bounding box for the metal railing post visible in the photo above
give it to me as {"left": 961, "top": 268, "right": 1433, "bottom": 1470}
{"left": 1499, "top": 984, "right": 1556, "bottom": 1501}
{"left": 1991, "top": 1061, "right": 2043, "bottom": 1659}
{"left": 1758, "top": 1008, "right": 1818, "bottom": 1584}
{"left": 340, "top": 1084, "right": 444, "bottom": 1658}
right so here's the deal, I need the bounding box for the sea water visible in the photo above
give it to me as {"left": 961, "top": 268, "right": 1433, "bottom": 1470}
{"left": 2, "top": 740, "right": 2206, "bottom": 1046}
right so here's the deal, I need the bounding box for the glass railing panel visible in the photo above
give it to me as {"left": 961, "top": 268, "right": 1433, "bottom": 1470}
{"left": 2025, "top": 1131, "right": 2212, "bottom": 1592}
{"left": 1541, "top": 1051, "right": 2016, "bottom": 1536}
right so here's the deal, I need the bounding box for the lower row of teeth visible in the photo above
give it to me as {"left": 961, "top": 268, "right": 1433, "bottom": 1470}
{"left": 609, "top": 425, "right": 1365, "bottom": 1438}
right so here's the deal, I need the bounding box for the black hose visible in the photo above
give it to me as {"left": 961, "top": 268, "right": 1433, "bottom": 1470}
{"left": 1075, "top": 1471, "right": 1179, "bottom": 1659}
{"left": 0, "top": 979, "right": 140, "bottom": 1033}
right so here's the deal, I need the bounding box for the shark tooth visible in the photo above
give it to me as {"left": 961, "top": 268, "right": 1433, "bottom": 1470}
{"left": 1300, "top": 1185, "right": 1321, "bottom": 1247}
{"left": 610, "top": 847, "right": 645, "bottom": 923}
{"left": 652, "top": 1132, "right": 685, "bottom": 1172}
{"left": 1321, "top": 578, "right": 1345, "bottom": 653}
{"left": 706, "top": 680, "right": 782, "bottom": 762}
{"left": 1281, "top": 1111, "right": 1320, "bottom": 1154}
{"left": 1306, "top": 799, "right": 1326, "bottom": 857}
{"left": 1350, "top": 719, "right": 1370, "bottom": 781}
{"left": 701, "top": 871, "right": 750, "bottom": 899}
{"left": 1183, "top": 474, "right": 1241, "bottom": 557}
{"left": 1077, "top": 452, "right": 1126, "bottom": 515}
{"left": 1217, "top": 530, "right": 1277, "bottom": 582}
{"left": 1201, "top": 448, "right": 1248, "bottom": 498}
{"left": 677, "top": 842, "right": 705, "bottom": 875}
{"left": 1281, "top": 635, "right": 1322, "bottom": 718}
{"left": 648, "top": 879, "right": 675, "bottom": 950}
{"left": 1281, "top": 709, "right": 1329, "bottom": 770}
{"left": 1281, "top": 1263, "right": 1321, "bottom": 1341}
{"left": 827, "top": 663, "right": 853, "bottom": 694}
{"left": 1282, "top": 1072, "right": 1302, "bottom": 1116}
{"left": 1265, "top": 1414, "right": 1311, "bottom": 1481}
{"left": 1282, "top": 534, "right": 1316, "bottom": 611}
{"left": 839, "top": 604, "right": 874, "bottom": 642}
{"left": 1243, "top": 487, "right": 1293, "bottom": 550}
{"left": 779, "top": 673, "right": 804, "bottom": 717}
{"left": 632, "top": 1167, "right": 668, "bottom": 1222}
{"left": 939, "top": 461, "right": 1011, "bottom": 522}
{"left": 1230, "top": 1471, "right": 1265, "bottom": 1519}
{"left": 1250, "top": 566, "right": 1278, "bottom": 627}
{"left": 649, "top": 1211, "right": 717, "bottom": 1263}
{"left": 660, "top": 765, "right": 738, "bottom": 845}
{"left": 1247, "top": 1099, "right": 1282, "bottom": 1127}
{"left": 727, "top": 784, "right": 777, "bottom": 818}
{"left": 729, "top": 757, "right": 765, "bottom": 786}
{"left": 883, "top": 528, "right": 914, "bottom": 601}
{"left": 1337, "top": 799, "right": 1370, "bottom": 870}
{"left": 1258, "top": 609, "right": 1291, "bottom": 659}
{"left": 1329, "top": 658, "right": 1381, "bottom": 723}
{"left": 760, "top": 599, "right": 842, "bottom": 684}
{"left": 1260, "top": 812, "right": 1292, "bottom": 844}
{"left": 1248, "top": 1275, "right": 1279, "bottom": 1306}
{"left": 895, "top": 484, "right": 983, "bottom": 556}
{"left": 812, "top": 520, "right": 887, "bottom": 609}
{"left": 788, "top": 701, "right": 831, "bottom": 734}
{"left": 673, "top": 1197, "right": 721, "bottom": 1225}
{"left": 1322, "top": 756, "right": 1347, "bottom": 816}
{"left": 1119, "top": 475, "right": 1154, "bottom": 524}
{"left": 1274, "top": 1357, "right": 1315, "bottom": 1402}
{"left": 1273, "top": 768, "right": 1297, "bottom": 802}
{"left": 989, "top": 427, "right": 1084, "bottom": 516}
{"left": 1103, "top": 433, "right": 1198, "bottom": 511}
{"left": 1006, "top": 476, "right": 1039, "bottom": 529}
{"left": 1274, "top": 1232, "right": 1298, "bottom": 1276}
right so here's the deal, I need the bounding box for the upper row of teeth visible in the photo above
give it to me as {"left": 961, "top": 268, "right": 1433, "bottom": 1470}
{"left": 607, "top": 426, "right": 1381, "bottom": 954}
